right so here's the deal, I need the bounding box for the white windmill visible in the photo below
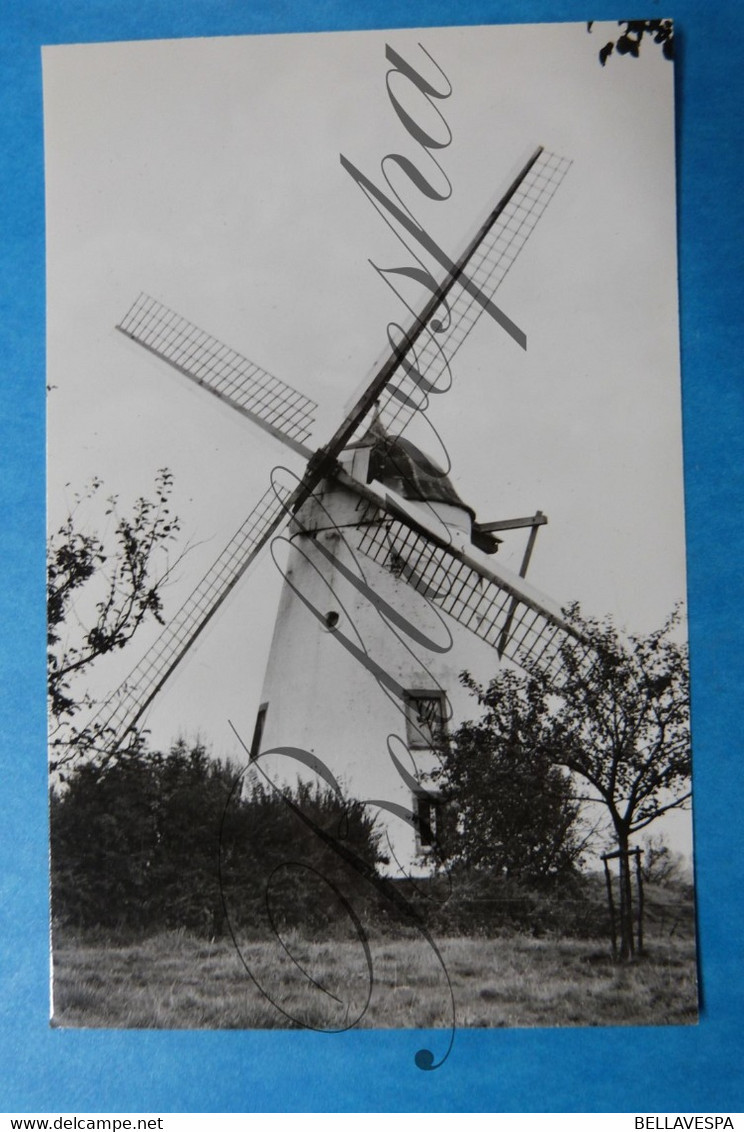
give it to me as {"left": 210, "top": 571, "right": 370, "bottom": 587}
{"left": 85, "top": 147, "right": 592, "bottom": 874}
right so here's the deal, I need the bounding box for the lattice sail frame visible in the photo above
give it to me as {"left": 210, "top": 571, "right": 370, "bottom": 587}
{"left": 356, "top": 513, "right": 594, "bottom": 685}
{"left": 118, "top": 294, "right": 317, "bottom": 453}
{"left": 90, "top": 483, "right": 292, "bottom": 746}
{"left": 375, "top": 151, "right": 572, "bottom": 437}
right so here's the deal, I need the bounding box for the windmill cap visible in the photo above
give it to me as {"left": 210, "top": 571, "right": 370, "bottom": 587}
{"left": 346, "top": 417, "right": 475, "bottom": 519}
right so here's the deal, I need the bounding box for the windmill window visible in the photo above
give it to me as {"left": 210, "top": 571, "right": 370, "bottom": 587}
{"left": 249, "top": 702, "right": 268, "bottom": 761}
{"left": 404, "top": 690, "right": 446, "bottom": 749}
{"left": 413, "top": 792, "right": 441, "bottom": 850}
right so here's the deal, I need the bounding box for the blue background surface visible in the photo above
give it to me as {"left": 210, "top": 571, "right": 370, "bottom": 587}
{"left": 1, "top": 0, "right": 742, "bottom": 1113}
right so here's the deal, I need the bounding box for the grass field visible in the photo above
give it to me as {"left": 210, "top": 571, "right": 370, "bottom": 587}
{"left": 51, "top": 929, "right": 698, "bottom": 1030}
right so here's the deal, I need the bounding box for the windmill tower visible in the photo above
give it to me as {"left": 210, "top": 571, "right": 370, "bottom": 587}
{"left": 253, "top": 417, "right": 570, "bottom": 873}
{"left": 83, "top": 148, "right": 591, "bottom": 873}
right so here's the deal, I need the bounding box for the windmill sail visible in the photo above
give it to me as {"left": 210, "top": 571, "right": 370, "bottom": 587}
{"left": 88, "top": 483, "right": 292, "bottom": 751}
{"left": 92, "top": 146, "right": 574, "bottom": 759}
{"left": 375, "top": 149, "right": 572, "bottom": 437}
{"left": 356, "top": 511, "right": 592, "bottom": 685}
{"left": 117, "top": 294, "right": 317, "bottom": 457}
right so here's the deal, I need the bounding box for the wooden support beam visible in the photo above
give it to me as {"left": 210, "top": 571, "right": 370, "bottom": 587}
{"left": 519, "top": 510, "right": 544, "bottom": 579}
{"left": 496, "top": 511, "right": 545, "bottom": 655}
{"left": 475, "top": 513, "right": 548, "bottom": 534}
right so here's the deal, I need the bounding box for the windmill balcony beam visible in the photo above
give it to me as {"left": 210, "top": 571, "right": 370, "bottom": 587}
{"left": 475, "top": 514, "right": 548, "bottom": 533}
{"left": 332, "top": 466, "right": 581, "bottom": 643}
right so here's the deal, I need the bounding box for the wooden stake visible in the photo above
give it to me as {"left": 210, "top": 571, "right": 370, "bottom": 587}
{"left": 603, "top": 855, "right": 618, "bottom": 959}
{"left": 635, "top": 847, "right": 645, "bottom": 954}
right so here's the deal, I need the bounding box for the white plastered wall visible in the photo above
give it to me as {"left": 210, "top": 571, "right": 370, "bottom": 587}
{"left": 254, "top": 473, "right": 505, "bottom": 875}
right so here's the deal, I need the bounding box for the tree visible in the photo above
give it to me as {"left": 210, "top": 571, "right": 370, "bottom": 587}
{"left": 50, "top": 739, "right": 246, "bottom": 932}
{"left": 640, "top": 833, "right": 686, "bottom": 887}
{"left": 587, "top": 20, "right": 674, "bottom": 66}
{"left": 220, "top": 774, "right": 386, "bottom": 938}
{"left": 437, "top": 670, "right": 587, "bottom": 884}
{"left": 47, "top": 469, "right": 180, "bottom": 767}
{"left": 531, "top": 605, "right": 691, "bottom": 957}
{"left": 50, "top": 739, "right": 385, "bottom": 937}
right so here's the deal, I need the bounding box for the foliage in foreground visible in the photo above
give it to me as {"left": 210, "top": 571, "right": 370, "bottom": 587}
{"left": 434, "top": 669, "right": 586, "bottom": 883}
{"left": 47, "top": 470, "right": 181, "bottom": 768}
{"left": 50, "top": 741, "right": 384, "bottom": 937}
{"left": 439, "top": 606, "right": 691, "bottom": 958}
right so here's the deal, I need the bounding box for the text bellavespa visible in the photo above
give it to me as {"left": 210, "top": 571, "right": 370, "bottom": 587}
{"left": 635, "top": 1120, "right": 734, "bottom": 1129}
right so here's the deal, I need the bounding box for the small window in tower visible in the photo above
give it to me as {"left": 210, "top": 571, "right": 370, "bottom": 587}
{"left": 404, "top": 690, "right": 446, "bottom": 749}
{"left": 413, "top": 792, "right": 441, "bottom": 851}
{"left": 249, "top": 702, "right": 268, "bottom": 761}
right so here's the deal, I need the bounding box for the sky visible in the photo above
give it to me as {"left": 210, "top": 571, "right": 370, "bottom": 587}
{"left": 43, "top": 21, "right": 688, "bottom": 851}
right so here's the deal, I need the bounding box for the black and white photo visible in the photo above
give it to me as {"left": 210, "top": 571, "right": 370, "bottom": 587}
{"left": 44, "top": 20, "right": 695, "bottom": 1039}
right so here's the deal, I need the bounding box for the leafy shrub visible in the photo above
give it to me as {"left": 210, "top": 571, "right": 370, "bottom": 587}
{"left": 50, "top": 742, "right": 384, "bottom": 938}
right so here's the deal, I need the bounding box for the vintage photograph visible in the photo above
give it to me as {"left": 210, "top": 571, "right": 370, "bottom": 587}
{"left": 44, "top": 20, "right": 695, "bottom": 1040}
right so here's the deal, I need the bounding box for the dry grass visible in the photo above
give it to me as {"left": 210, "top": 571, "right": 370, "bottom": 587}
{"left": 51, "top": 929, "right": 698, "bottom": 1030}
